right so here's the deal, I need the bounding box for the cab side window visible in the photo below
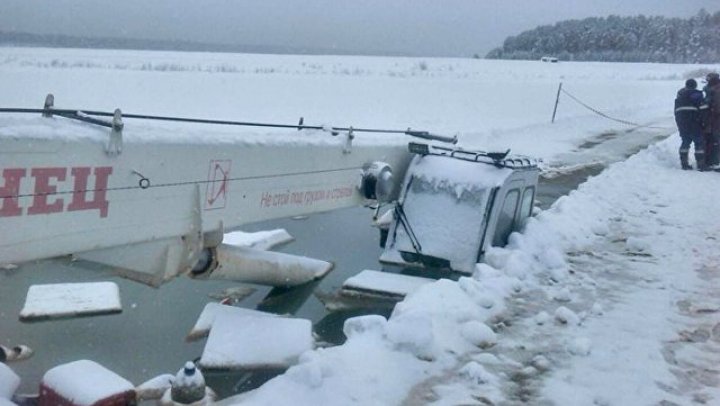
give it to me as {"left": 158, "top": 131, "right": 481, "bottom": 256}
{"left": 492, "top": 189, "right": 520, "bottom": 247}
{"left": 520, "top": 186, "right": 535, "bottom": 218}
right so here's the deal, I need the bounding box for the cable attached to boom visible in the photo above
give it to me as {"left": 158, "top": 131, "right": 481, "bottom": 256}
{"left": 0, "top": 106, "right": 458, "bottom": 144}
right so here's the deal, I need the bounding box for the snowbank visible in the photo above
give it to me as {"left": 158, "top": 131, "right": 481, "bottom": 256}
{"left": 237, "top": 137, "right": 720, "bottom": 404}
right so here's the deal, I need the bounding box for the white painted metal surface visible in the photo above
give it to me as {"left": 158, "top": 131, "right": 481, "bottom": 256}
{"left": 203, "top": 244, "right": 333, "bottom": 286}
{"left": 0, "top": 115, "right": 412, "bottom": 285}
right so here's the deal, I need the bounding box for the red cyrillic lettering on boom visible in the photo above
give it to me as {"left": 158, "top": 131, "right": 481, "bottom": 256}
{"left": 28, "top": 167, "right": 66, "bottom": 215}
{"left": 0, "top": 168, "right": 26, "bottom": 217}
{"left": 67, "top": 166, "right": 113, "bottom": 218}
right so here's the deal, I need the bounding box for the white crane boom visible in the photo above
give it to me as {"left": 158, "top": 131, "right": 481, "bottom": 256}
{"left": 0, "top": 110, "right": 414, "bottom": 286}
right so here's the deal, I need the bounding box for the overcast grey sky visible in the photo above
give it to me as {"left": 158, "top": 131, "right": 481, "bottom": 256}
{"left": 1, "top": 0, "right": 718, "bottom": 56}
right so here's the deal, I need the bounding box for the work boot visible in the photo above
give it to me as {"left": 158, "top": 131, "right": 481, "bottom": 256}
{"left": 680, "top": 152, "right": 692, "bottom": 170}
{"left": 695, "top": 153, "right": 706, "bottom": 171}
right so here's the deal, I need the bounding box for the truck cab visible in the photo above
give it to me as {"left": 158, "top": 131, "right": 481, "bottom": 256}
{"left": 379, "top": 143, "right": 539, "bottom": 274}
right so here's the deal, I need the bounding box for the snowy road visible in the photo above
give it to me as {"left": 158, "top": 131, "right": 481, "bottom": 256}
{"left": 398, "top": 138, "right": 720, "bottom": 406}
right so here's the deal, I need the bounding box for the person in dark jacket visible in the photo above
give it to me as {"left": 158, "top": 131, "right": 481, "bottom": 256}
{"left": 703, "top": 72, "right": 720, "bottom": 170}
{"left": 674, "top": 78, "right": 705, "bottom": 170}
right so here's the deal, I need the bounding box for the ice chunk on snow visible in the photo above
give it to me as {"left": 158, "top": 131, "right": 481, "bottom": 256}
{"left": 42, "top": 360, "right": 134, "bottom": 406}
{"left": 535, "top": 311, "right": 551, "bottom": 325}
{"left": 343, "top": 315, "right": 387, "bottom": 340}
{"left": 472, "top": 353, "right": 501, "bottom": 365}
{"left": 519, "top": 366, "right": 538, "bottom": 377}
{"left": 548, "top": 266, "right": 569, "bottom": 282}
{"left": 626, "top": 236, "right": 650, "bottom": 253}
{"left": 459, "top": 361, "right": 494, "bottom": 385}
{"left": 531, "top": 355, "right": 551, "bottom": 371}
{"left": 554, "top": 306, "right": 580, "bottom": 325}
{"left": 386, "top": 313, "right": 436, "bottom": 359}
{"left": 567, "top": 337, "right": 592, "bottom": 356}
{"left": 199, "top": 312, "right": 312, "bottom": 369}
{"left": 460, "top": 321, "right": 497, "bottom": 348}
{"left": 539, "top": 248, "right": 567, "bottom": 270}
{"left": 0, "top": 363, "right": 19, "bottom": 399}
{"left": 478, "top": 296, "right": 495, "bottom": 309}
{"left": 473, "top": 263, "right": 503, "bottom": 280}
{"left": 551, "top": 287, "right": 572, "bottom": 302}
{"left": 590, "top": 222, "right": 609, "bottom": 236}
{"left": 287, "top": 359, "right": 324, "bottom": 388}
{"left": 187, "top": 302, "right": 275, "bottom": 341}
{"left": 223, "top": 229, "right": 293, "bottom": 251}
{"left": 20, "top": 282, "right": 121, "bottom": 321}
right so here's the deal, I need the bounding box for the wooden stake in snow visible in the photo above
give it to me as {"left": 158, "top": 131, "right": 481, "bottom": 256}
{"left": 552, "top": 82, "right": 563, "bottom": 123}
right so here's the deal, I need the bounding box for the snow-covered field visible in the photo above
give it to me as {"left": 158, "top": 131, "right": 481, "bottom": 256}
{"left": 0, "top": 46, "right": 712, "bottom": 161}
{"left": 1, "top": 47, "right": 720, "bottom": 404}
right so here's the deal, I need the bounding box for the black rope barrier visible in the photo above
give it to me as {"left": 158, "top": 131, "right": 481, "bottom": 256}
{"left": 559, "top": 88, "right": 674, "bottom": 131}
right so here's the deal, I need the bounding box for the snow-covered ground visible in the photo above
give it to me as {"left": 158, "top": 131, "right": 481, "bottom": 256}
{"left": 0, "top": 46, "right": 712, "bottom": 160}
{"left": 221, "top": 134, "right": 720, "bottom": 405}
{"left": 2, "top": 47, "right": 720, "bottom": 404}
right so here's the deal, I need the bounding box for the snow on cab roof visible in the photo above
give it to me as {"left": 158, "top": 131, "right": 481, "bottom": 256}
{"left": 0, "top": 113, "right": 407, "bottom": 147}
{"left": 409, "top": 153, "right": 515, "bottom": 190}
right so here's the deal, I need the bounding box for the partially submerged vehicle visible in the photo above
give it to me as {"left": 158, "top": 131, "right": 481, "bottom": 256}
{"left": 379, "top": 143, "right": 539, "bottom": 274}
{"left": 324, "top": 143, "right": 539, "bottom": 309}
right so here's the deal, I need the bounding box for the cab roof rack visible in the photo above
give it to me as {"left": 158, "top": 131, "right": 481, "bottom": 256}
{"left": 408, "top": 142, "right": 539, "bottom": 169}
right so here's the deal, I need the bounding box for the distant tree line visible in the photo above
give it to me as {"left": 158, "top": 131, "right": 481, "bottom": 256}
{"left": 486, "top": 10, "right": 720, "bottom": 63}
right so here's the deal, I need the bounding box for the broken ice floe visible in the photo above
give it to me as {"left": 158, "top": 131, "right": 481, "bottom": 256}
{"left": 20, "top": 282, "right": 121, "bottom": 321}
{"left": 342, "top": 270, "right": 435, "bottom": 299}
{"left": 187, "top": 302, "right": 276, "bottom": 341}
{"left": 199, "top": 311, "right": 313, "bottom": 370}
